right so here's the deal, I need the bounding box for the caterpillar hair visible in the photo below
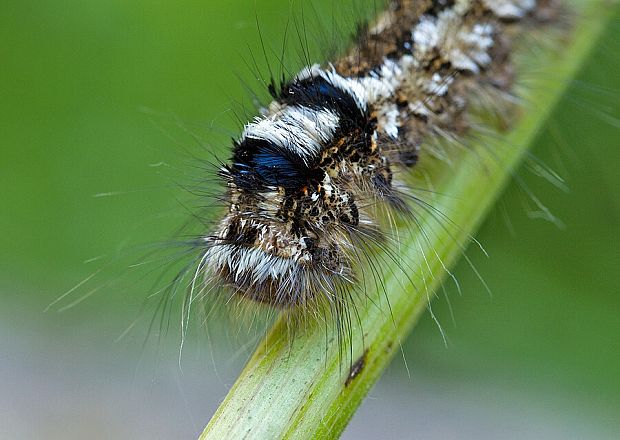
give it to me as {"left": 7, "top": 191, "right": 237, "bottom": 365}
{"left": 196, "top": 0, "right": 562, "bottom": 317}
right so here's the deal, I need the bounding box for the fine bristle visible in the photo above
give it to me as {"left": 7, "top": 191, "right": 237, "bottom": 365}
{"left": 199, "top": 0, "right": 560, "bottom": 308}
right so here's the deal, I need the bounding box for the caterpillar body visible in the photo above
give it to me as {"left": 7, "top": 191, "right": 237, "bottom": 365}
{"left": 200, "top": 0, "right": 560, "bottom": 310}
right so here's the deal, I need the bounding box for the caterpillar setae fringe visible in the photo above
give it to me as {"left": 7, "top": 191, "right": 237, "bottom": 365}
{"left": 187, "top": 0, "right": 568, "bottom": 352}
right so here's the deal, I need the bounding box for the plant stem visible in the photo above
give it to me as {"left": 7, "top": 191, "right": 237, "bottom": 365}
{"left": 200, "top": 2, "right": 614, "bottom": 438}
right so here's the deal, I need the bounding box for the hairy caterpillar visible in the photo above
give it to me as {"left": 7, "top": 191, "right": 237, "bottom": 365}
{"left": 197, "top": 0, "right": 561, "bottom": 315}
{"left": 44, "top": 0, "right": 581, "bottom": 360}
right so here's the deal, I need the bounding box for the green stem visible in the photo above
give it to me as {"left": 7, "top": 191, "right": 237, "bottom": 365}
{"left": 200, "top": 2, "right": 613, "bottom": 439}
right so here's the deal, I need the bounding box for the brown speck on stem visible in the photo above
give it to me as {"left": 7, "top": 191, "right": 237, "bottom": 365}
{"left": 345, "top": 350, "right": 368, "bottom": 387}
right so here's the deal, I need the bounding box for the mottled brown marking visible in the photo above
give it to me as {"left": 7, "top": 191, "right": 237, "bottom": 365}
{"left": 345, "top": 350, "right": 368, "bottom": 386}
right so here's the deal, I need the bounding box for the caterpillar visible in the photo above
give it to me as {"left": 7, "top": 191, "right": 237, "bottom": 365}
{"left": 198, "top": 0, "right": 561, "bottom": 312}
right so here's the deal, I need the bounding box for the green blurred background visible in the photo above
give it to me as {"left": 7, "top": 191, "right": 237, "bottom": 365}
{"left": 1, "top": 1, "right": 618, "bottom": 439}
